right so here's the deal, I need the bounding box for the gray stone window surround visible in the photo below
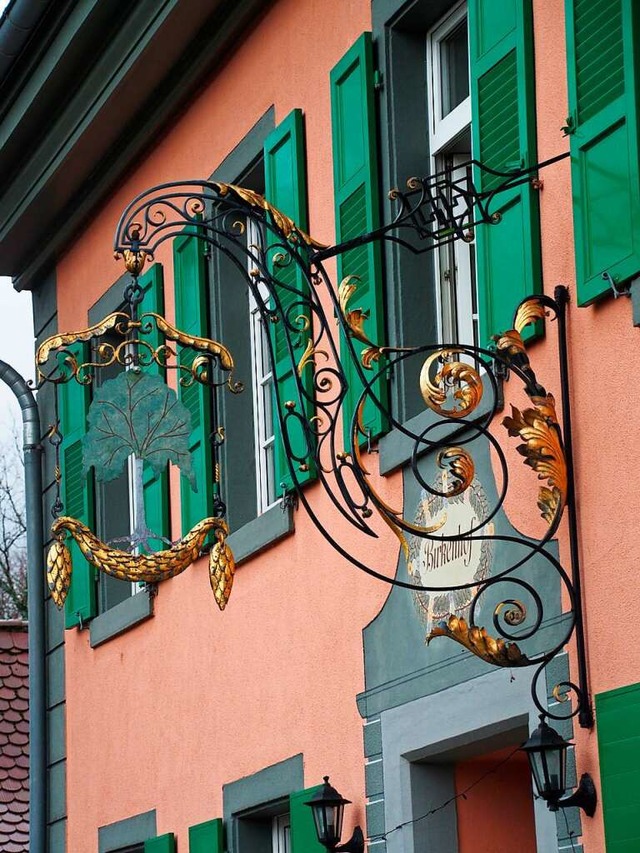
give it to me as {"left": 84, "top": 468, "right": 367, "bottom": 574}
{"left": 98, "top": 809, "right": 156, "bottom": 852}
{"left": 378, "top": 667, "right": 559, "bottom": 853}
{"left": 208, "top": 105, "right": 294, "bottom": 563}
{"left": 223, "top": 753, "right": 304, "bottom": 853}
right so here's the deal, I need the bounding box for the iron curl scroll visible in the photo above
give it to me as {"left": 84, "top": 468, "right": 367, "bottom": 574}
{"left": 111, "top": 159, "right": 591, "bottom": 727}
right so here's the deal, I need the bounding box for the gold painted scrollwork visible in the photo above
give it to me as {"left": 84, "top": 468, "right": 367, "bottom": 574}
{"left": 36, "top": 313, "right": 131, "bottom": 376}
{"left": 502, "top": 394, "right": 567, "bottom": 525}
{"left": 427, "top": 614, "right": 529, "bottom": 666}
{"left": 147, "top": 314, "right": 235, "bottom": 370}
{"left": 419, "top": 351, "right": 483, "bottom": 418}
{"left": 215, "top": 182, "right": 327, "bottom": 249}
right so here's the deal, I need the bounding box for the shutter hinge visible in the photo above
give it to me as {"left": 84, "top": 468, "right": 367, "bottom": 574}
{"left": 602, "top": 270, "right": 630, "bottom": 299}
{"left": 373, "top": 69, "right": 383, "bottom": 92}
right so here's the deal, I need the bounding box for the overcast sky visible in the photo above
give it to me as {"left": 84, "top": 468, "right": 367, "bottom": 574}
{"left": 0, "top": 279, "right": 35, "bottom": 441}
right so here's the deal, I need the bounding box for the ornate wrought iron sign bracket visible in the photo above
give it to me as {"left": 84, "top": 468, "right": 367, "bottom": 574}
{"left": 38, "top": 152, "right": 592, "bottom": 728}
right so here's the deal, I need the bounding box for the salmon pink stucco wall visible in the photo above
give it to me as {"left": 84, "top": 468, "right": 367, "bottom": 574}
{"left": 57, "top": 1, "right": 396, "bottom": 850}
{"left": 55, "top": 0, "right": 640, "bottom": 850}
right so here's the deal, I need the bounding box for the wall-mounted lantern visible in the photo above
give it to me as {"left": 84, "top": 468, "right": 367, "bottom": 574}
{"left": 521, "top": 717, "right": 597, "bottom": 816}
{"left": 305, "top": 777, "right": 365, "bottom": 852}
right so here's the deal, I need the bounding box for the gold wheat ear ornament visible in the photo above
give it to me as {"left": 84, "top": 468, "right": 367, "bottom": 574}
{"left": 209, "top": 529, "right": 236, "bottom": 611}
{"left": 47, "top": 536, "right": 73, "bottom": 609}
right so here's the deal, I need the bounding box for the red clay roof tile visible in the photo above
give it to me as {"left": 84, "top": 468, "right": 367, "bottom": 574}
{"left": 0, "top": 623, "right": 29, "bottom": 852}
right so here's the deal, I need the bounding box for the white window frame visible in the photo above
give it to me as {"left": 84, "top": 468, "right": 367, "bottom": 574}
{"left": 272, "top": 813, "right": 291, "bottom": 853}
{"left": 247, "top": 219, "right": 278, "bottom": 515}
{"left": 427, "top": 1, "right": 479, "bottom": 350}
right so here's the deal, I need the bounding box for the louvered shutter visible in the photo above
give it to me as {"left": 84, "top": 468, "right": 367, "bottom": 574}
{"left": 565, "top": 0, "right": 640, "bottom": 304}
{"left": 264, "top": 109, "right": 316, "bottom": 492}
{"left": 330, "top": 32, "right": 387, "bottom": 446}
{"left": 60, "top": 341, "right": 96, "bottom": 628}
{"left": 290, "top": 786, "right": 325, "bottom": 853}
{"left": 139, "top": 264, "right": 170, "bottom": 549}
{"left": 189, "top": 818, "right": 224, "bottom": 852}
{"left": 596, "top": 684, "right": 640, "bottom": 851}
{"left": 173, "top": 233, "right": 213, "bottom": 534}
{"left": 469, "top": 0, "right": 542, "bottom": 345}
{"left": 144, "top": 833, "right": 175, "bottom": 853}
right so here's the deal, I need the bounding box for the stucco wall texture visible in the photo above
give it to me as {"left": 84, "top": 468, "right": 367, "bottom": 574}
{"left": 56, "top": 0, "right": 638, "bottom": 850}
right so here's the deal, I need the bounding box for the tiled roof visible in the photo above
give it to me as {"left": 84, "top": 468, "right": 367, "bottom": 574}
{"left": 0, "top": 622, "right": 29, "bottom": 853}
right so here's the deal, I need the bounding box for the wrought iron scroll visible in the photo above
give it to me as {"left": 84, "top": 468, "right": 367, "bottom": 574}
{"left": 105, "top": 153, "right": 591, "bottom": 727}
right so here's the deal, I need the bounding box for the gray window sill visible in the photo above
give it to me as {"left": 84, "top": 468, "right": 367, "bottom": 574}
{"left": 227, "top": 501, "right": 294, "bottom": 565}
{"left": 90, "top": 586, "right": 154, "bottom": 648}
{"left": 379, "top": 392, "right": 497, "bottom": 475}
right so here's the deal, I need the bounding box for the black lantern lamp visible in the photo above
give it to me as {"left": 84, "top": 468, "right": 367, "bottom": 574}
{"left": 305, "top": 777, "right": 365, "bottom": 853}
{"left": 521, "top": 717, "right": 597, "bottom": 817}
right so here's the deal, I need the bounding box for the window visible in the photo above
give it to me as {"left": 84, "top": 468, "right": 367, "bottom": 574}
{"left": 372, "top": 0, "right": 542, "bottom": 423}
{"left": 426, "top": 2, "right": 478, "bottom": 350}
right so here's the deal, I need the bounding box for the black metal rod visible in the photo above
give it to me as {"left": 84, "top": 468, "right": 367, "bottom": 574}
{"left": 553, "top": 285, "right": 593, "bottom": 728}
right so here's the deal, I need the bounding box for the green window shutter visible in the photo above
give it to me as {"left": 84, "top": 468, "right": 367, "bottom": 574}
{"left": 144, "top": 833, "right": 176, "bottom": 853}
{"left": 290, "top": 786, "right": 325, "bottom": 853}
{"left": 330, "top": 32, "right": 387, "bottom": 446}
{"left": 565, "top": 0, "right": 640, "bottom": 304}
{"left": 59, "top": 341, "right": 96, "bottom": 628}
{"left": 173, "top": 233, "right": 213, "bottom": 533}
{"left": 264, "top": 108, "right": 316, "bottom": 492}
{"left": 189, "top": 818, "right": 224, "bottom": 852}
{"left": 139, "top": 263, "right": 170, "bottom": 550}
{"left": 470, "top": 0, "right": 542, "bottom": 345}
{"left": 596, "top": 683, "right": 640, "bottom": 851}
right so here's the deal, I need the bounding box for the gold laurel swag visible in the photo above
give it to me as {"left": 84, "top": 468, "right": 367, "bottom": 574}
{"left": 47, "top": 516, "right": 235, "bottom": 611}
{"left": 36, "top": 313, "right": 131, "bottom": 377}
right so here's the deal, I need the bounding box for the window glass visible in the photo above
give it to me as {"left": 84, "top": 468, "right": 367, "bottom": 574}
{"left": 440, "top": 19, "right": 469, "bottom": 116}
{"left": 427, "top": 2, "right": 478, "bottom": 349}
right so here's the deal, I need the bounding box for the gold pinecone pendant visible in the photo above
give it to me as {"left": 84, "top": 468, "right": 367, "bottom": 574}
{"left": 209, "top": 532, "right": 235, "bottom": 611}
{"left": 47, "top": 537, "right": 72, "bottom": 609}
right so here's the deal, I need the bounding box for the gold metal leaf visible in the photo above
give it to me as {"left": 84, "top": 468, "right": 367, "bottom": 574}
{"left": 514, "top": 298, "right": 547, "bottom": 335}
{"left": 337, "top": 276, "right": 377, "bottom": 347}
{"left": 427, "top": 614, "right": 529, "bottom": 667}
{"left": 419, "top": 351, "right": 483, "bottom": 418}
{"left": 502, "top": 394, "right": 567, "bottom": 525}
{"left": 215, "top": 182, "right": 327, "bottom": 248}
{"left": 51, "top": 516, "right": 228, "bottom": 584}
{"left": 146, "top": 314, "right": 235, "bottom": 370}
{"left": 493, "top": 328, "right": 526, "bottom": 358}
{"left": 296, "top": 339, "right": 328, "bottom": 378}
{"left": 36, "top": 312, "right": 130, "bottom": 371}
{"left": 46, "top": 538, "right": 72, "bottom": 609}
{"left": 209, "top": 534, "right": 236, "bottom": 611}
{"left": 437, "top": 447, "right": 474, "bottom": 496}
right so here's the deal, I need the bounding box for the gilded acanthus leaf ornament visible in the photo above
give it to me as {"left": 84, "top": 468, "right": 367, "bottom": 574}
{"left": 337, "top": 276, "right": 384, "bottom": 369}
{"left": 502, "top": 394, "right": 567, "bottom": 525}
{"left": 514, "top": 298, "right": 547, "bottom": 335}
{"left": 148, "top": 313, "right": 235, "bottom": 370}
{"left": 437, "top": 446, "right": 475, "bottom": 497}
{"left": 215, "top": 182, "right": 327, "bottom": 249}
{"left": 49, "top": 516, "right": 229, "bottom": 597}
{"left": 419, "top": 351, "right": 483, "bottom": 417}
{"left": 427, "top": 614, "right": 529, "bottom": 667}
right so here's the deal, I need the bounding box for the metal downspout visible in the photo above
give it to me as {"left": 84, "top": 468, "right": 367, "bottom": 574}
{"left": 0, "top": 360, "right": 45, "bottom": 853}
